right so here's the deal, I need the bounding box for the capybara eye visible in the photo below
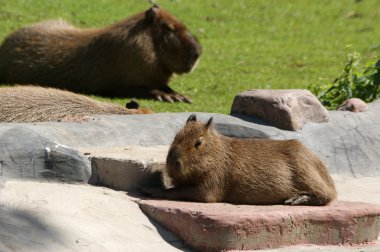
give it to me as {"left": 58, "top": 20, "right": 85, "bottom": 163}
{"left": 194, "top": 138, "right": 203, "bottom": 148}
{"left": 175, "top": 160, "right": 181, "bottom": 169}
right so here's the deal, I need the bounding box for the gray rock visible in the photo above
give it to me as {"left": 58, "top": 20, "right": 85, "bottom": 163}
{"left": 230, "top": 89, "right": 329, "bottom": 131}
{"left": 0, "top": 126, "right": 90, "bottom": 182}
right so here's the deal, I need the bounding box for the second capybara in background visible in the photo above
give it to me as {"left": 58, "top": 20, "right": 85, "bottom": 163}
{"left": 0, "top": 85, "right": 152, "bottom": 123}
{"left": 0, "top": 5, "right": 201, "bottom": 103}
{"left": 145, "top": 114, "right": 337, "bottom": 206}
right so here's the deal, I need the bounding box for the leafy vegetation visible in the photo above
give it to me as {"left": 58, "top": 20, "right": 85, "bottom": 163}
{"left": 309, "top": 52, "right": 380, "bottom": 109}
{"left": 1, "top": 0, "right": 380, "bottom": 113}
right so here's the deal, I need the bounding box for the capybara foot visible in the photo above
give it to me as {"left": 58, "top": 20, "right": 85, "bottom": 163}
{"left": 285, "top": 193, "right": 321, "bottom": 206}
{"left": 151, "top": 89, "right": 192, "bottom": 103}
{"left": 138, "top": 187, "right": 166, "bottom": 199}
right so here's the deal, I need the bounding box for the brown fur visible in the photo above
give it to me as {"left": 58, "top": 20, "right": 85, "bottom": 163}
{"left": 153, "top": 114, "right": 337, "bottom": 206}
{"left": 0, "top": 86, "right": 152, "bottom": 123}
{"left": 0, "top": 6, "right": 201, "bottom": 103}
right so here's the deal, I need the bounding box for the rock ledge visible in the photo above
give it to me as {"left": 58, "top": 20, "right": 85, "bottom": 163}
{"left": 139, "top": 200, "right": 380, "bottom": 251}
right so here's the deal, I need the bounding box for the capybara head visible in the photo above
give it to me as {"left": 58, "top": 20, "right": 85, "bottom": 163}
{"left": 145, "top": 6, "right": 201, "bottom": 74}
{"left": 166, "top": 115, "right": 220, "bottom": 185}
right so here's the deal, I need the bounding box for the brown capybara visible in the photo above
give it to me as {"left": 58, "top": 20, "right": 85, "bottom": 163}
{"left": 0, "top": 5, "right": 201, "bottom": 103}
{"left": 145, "top": 114, "right": 337, "bottom": 206}
{"left": 0, "top": 85, "right": 152, "bottom": 123}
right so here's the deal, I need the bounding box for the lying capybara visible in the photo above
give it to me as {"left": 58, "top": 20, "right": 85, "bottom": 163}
{"left": 0, "top": 5, "right": 201, "bottom": 103}
{"left": 0, "top": 86, "right": 152, "bottom": 123}
{"left": 145, "top": 114, "right": 337, "bottom": 206}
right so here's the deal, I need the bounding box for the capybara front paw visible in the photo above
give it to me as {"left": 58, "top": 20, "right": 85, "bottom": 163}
{"left": 285, "top": 193, "right": 320, "bottom": 206}
{"left": 151, "top": 89, "right": 192, "bottom": 103}
{"left": 285, "top": 195, "right": 311, "bottom": 205}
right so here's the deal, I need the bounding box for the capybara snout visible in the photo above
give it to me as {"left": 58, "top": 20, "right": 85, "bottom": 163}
{"left": 166, "top": 147, "right": 182, "bottom": 170}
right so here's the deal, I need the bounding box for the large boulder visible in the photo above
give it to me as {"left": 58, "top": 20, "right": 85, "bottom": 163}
{"left": 0, "top": 126, "right": 90, "bottom": 182}
{"left": 230, "top": 89, "right": 329, "bottom": 131}
{"left": 337, "top": 98, "right": 368, "bottom": 112}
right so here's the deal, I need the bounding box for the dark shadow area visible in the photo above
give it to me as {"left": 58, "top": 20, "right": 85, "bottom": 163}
{"left": 88, "top": 160, "right": 163, "bottom": 189}
{"left": 123, "top": 191, "right": 192, "bottom": 251}
{"left": 215, "top": 122, "right": 271, "bottom": 139}
{"left": 88, "top": 86, "right": 156, "bottom": 99}
{"left": 143, "top": 208, "right": 192, "bottom": 252}
{"left": 0, "top": 206, "right": 64, "bottom": 251}
{"left": 229, "top": 113, "right": 274, "bottom": 127}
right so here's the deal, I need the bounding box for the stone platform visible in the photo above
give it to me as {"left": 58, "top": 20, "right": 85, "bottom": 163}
{"left": 139, "top": 200, "right": 380, "bottom": 251}
{"left": 0, "top": 180, "right": 186, "bottom": 252}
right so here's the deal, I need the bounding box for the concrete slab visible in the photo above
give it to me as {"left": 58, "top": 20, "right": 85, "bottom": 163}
{"left": 139, "top": 200, "right": 380, "bottom": 251}
{"left": 0, "top": 180, "right": 186, "bottom": 252}
{"left": 332, "top": 176, "right": 380, "bottom": 205}
{"left": 86, "top": 146, "right": 168, "bottom": 190}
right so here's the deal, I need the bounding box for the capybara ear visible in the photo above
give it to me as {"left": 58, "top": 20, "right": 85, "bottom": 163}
{"left": 148, "top": 0, "right": 160, "bottom": 9}
{"left": 186, "top": 114, "right": 197, "bottom": 124}
{"left": 205, "top": 117, "right": 213, "bottom": 130}
{"left": 145, "top": 5, "right": 159, "bottom": 21}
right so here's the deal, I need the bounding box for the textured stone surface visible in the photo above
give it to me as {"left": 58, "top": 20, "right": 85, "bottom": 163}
{"left": 0, "top": 126, "right": 90, "bottom": 182}
{"left": 139, "top": 200, "right": 380, "bottom": 251}
{"left": 337, "top": 98, "right": 368, "bottom": 112}
{"left": 332, "top": 176, "right": 380, "bottom": 205}
{"left": 0, "top": 180, "right": 186, "bottom": 252}
{"left": 230, "top": 89, "right": 329, "bottom": 131}
{"left": 87, "top": 146, "right": 168, "bottom": 190}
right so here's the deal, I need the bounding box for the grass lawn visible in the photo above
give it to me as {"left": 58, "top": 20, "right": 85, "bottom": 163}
{"left": 1, "top": 0, "right": 380, "bottom": 114}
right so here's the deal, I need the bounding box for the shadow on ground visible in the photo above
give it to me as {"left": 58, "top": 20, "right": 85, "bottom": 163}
{"left": 0, "top": 206, "right": 64, "bottom": 252}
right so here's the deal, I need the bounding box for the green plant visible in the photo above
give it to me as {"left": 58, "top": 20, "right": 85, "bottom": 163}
{"left": 309, "top": 52, "right": 380, "bottom": 109}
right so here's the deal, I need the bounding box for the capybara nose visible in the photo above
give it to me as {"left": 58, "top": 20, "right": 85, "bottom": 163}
{"left": 193, "top": 42, "right": 201, "bottom": 58}
{"left": 167, "top": 147, "right": 183, "bottom": 170}
{"left": 186, "top": 32, "right": 201, "bottom": 58}
{"left": 192, "top": 48, "right": 200, "bottom": 60}
{"left": 168, "top": 147, "right": 181, "bottom": 162}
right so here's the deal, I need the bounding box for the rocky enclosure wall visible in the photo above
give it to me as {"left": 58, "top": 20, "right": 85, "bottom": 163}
{"left": 0, "top": 98, "right": 379, "bottom": 182}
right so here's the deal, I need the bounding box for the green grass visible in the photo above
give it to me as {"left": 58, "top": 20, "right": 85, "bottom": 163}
{"left": 1, "top": 0, "right": 380, "bottom": 114}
